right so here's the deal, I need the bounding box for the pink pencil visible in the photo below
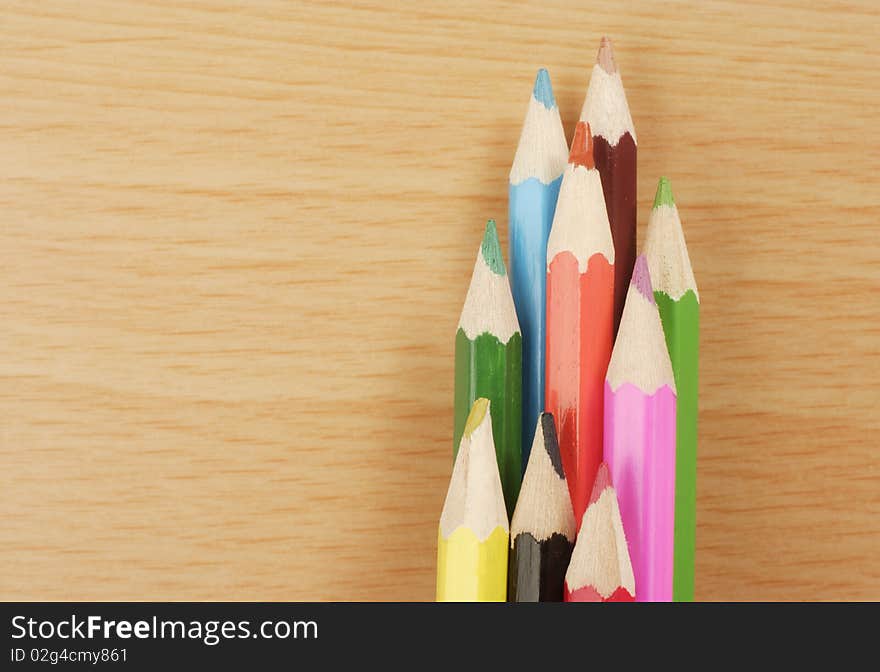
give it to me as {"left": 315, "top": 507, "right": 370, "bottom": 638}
{"left": 604, "top": 255, "right": 677, "bottom": 602}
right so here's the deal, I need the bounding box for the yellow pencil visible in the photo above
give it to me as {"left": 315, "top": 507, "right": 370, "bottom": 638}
{"left": 436, "top": 398, "right": 509, "bottom": 601}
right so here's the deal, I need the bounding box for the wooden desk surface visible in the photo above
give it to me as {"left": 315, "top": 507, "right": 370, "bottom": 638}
{"left": 2, "top": 1, "right": 878, "bottom": 601}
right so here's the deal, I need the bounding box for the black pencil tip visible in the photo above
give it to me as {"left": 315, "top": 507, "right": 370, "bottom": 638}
{"left": 539, "top": 413, "right": 565, "bottom": 479}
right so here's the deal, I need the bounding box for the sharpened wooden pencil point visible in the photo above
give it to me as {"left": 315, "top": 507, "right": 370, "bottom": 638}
{"left": 589, "top": 461, "right": 612, "bottom": 506}
{"left": 597, "top": 36, "right": 617, "bottom": 74}
{"left": 630, "top": 253, "right": 656, "bottom": 304}
{"left": 532, "top": 68, "right": 556, "bottom": 109}
{"left": 481, "top": 220, "right": 506, "bottom": 276}
{"left": 463, "top": 397, "right": 489, "bottom": 436}
{"left": 569, "top": 121, "right": 595, "bottom": 169}
{"left": 565, "top": 462, "right": 635, "bottom": 601}
{"left": 653, "top": 176, "right": 675, "bottom": 209}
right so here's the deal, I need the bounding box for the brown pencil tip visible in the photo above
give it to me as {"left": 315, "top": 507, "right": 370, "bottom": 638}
{"left": 588, "top": 462, "right": 612, "bottom": 506}
{"left": 597, "top": 36, "right": 617, "bottom": 74}
{"left": 569, "top": 121, "right": 594, "bottom": 168}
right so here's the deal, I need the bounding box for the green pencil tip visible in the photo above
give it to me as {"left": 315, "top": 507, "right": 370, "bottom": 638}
{"left": 480, "top": 219, "right": 506, "bottom": 276}
{"left": 653, "top": 177, "right": 675, "bottom": 208}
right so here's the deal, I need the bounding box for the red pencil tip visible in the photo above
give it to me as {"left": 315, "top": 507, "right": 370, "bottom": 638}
{"left": 588, "top": 462, "right": 612, "bottom": 505}
{"left": 569, "top": 121, "right": 594, "bottom": 168}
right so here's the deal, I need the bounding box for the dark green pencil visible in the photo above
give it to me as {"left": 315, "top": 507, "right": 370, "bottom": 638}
{"left": 454, "top": 220, "right": 522, "bottom": 516}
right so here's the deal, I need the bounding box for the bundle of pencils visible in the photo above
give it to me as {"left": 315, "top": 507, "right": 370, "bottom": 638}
{"left": 437, "top": 39, "right": 699, "bottom": 603}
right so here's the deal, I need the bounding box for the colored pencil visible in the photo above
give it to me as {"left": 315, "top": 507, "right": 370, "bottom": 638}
{"left": 643, "top": 177, "right": 700, "bottom": 602}
{"left": 509, "top": 68, "right": 569, "bottom": 471}
{"left": 604, "top": 255, "right": 677, "bottom": 602}
{"left": 454, "top": 219, "right": 523, "bottom": 516}
{"left": 437, "top": 398, "right": 509, "bottom": 602}
{"left": 580, "top": 36, "right": 637, "bottom": 339}
{"left": 508, "top": 413, "right": 576, "bottom": 602}
{"left": 564, "top": 463, "right": 635, "bottom": 602}
{"left": 545, "top": 121, "right": 615, "bottom": 525}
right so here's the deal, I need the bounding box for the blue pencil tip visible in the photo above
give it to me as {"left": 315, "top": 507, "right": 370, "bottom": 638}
{"left": 532, "top": 68, "right": 556, "bottom": 109}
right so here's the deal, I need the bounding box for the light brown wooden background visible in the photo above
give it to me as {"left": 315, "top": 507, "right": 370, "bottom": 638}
{"left": 2, "top": 1, "right": 878, "bottom": 601}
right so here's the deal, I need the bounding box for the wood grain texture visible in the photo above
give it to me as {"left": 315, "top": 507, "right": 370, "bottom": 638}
{"left": 1, "top": 0, "right": 878, "bottom": 601}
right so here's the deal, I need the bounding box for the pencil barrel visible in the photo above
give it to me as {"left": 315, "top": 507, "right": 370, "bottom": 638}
{"left": 508, "top": 532, "right": 573, "bottom": 602}
{"left": 604, "top": 381, "right": 676, "bottom": 601}
{"left": 565, "top": 585, "right": 635, "bottom": 602}
{"left": 436, "top": 526, "right": 508, "bottom": 602}
{"left": 509, "top": 177, "right": 562, "bottom": 472}
{"left": 593, "top": 133, "right": 636, "bottom": 338}
{"left": 453, "top": 329, "right": 522, "bottom": 517}
{"left": 545, "top": 253, "right": 613, "bottom": 524}
{"left": 655, "top": 291, "right": 699, "bottom": 602}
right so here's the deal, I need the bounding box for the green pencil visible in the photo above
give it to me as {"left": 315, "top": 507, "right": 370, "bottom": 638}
{"left": 454, "top": 220, "right": 522, "bottom": 517}
{"left": 644, "top": 177, "right": 700, "bottom": 602}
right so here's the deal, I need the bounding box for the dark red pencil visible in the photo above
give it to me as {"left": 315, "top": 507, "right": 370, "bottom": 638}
{"left": 579, "top": 36, "right": 637, "bottom": 338}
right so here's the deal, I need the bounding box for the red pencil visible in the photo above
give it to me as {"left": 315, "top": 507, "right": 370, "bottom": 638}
{"left": 545, "top": 121, "right": 615, "bottom": 525}
{"left": 564, "top": 462, "right": 635, "bottom": 602}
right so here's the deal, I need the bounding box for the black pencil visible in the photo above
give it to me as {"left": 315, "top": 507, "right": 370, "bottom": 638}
{"left": 508, "top": 413, "right": 576, "bottom": 601}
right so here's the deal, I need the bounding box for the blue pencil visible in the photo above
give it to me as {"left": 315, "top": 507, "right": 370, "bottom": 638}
{"left": 508, "top": 68, "right": 568, "bottom": 471}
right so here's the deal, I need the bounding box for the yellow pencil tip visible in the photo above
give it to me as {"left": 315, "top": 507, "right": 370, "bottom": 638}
{"left": 463, "top": 398, "right": 490, "bottom": 437}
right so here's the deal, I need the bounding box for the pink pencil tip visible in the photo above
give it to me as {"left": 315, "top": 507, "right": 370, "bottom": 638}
{"left": 630, "top": 254, "right": 655, "bottom": 304}
{"left": 588, "top": 462, "right": 612, "bottom": 506}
